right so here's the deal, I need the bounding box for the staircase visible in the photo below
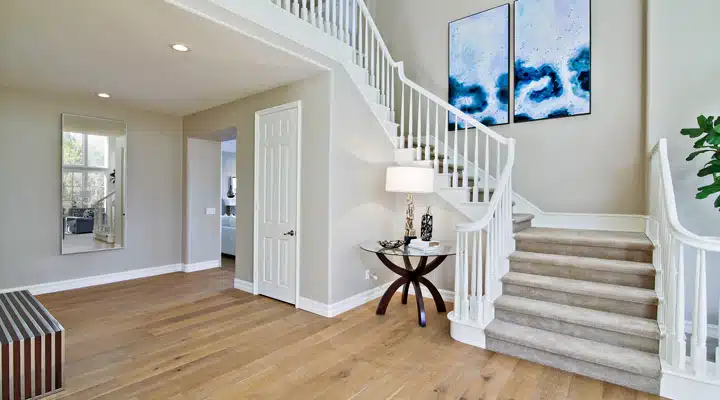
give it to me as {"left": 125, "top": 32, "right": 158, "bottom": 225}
{"left": 488, "top": 227, "right": 661, "bottom": 393}
{"left": 170, "top": 0, "right": 720, "bottom": 397}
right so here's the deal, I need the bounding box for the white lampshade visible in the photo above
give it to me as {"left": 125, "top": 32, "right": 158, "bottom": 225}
{"left": 385, "top": 166, "right": 434, "bottom": 194}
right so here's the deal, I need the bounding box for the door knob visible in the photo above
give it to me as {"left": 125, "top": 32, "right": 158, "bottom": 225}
{"left": 283, "top": 230, "right": 296, "bottom": 237}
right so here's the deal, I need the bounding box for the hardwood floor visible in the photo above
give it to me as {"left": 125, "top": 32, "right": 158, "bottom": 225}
{"left": 37, "top": 268, "right": 665, "bottom": 399}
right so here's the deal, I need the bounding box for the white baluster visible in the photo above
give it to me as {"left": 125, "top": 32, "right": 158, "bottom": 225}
{"left": 338, "top": 0, "right": 345, "bottom": 42}
{"left": 381, "top": 56, "right": 386, "bottom": 107}
{"left": 434, "top": 104, "right": 439, "bottom": 173}
{"left": 283, "top": 0, "right": 290, "bottom": 11}
{"left": 408, "top": 89, "right": 413, "bottom": 151}
{"left": 425, "top": 97, "right": 430, "bottom": 162}
{"left": 375, "top": 39, "right": 380, "bottom": 89}
{"left": 483, "top": 135, "right": 490, "bottom": 203}
{"left": 350, "top": 1, "right": 356, "bottom": 60}
{"left": 444, "top": 109, "right": 449, "bottom": 173}
{"left": 416, "top": 93, "right": 422, "bottom": 160}
{"left": 463, "top": 232, "right": 469, "bottom": 320}
{"left": 369, "top": 36, "right": 375, "bottom": 87}
{"left": 400, "top": 84, "right": 405, "bottom": 148}
{"left": 470, "top": 231, "right": 478, "bottom": 320}
{"left": 463, "top": 124, "right": 468, "bottom": 189}
{"left": 330, "top": 0, "right": 337, "bottom": 37}
{"left": 496, "top": 141, "right": 500, "bottom": 184}
{"left": 363, "top": 19, "right": 369, "bottom": 69}
{"left": 390, "top": 65, "right": 395, "bottom": 114}
{"left": 691, "top": 249, "right": 707, "bottom": 376}
{"left": 454, "top": 231, "right": 462, "bottom": 311}
{"left": 325, "top": 0, "right": 331, "bottom": 33}
{"left": 309, "top": 0, "right": 315, "bottom": 26}
{"left": 300, "top": 0, "right": 307, "bottom": 20}
{"left": 473, "top": 130, "right": 479, "bottom": 203}
{"left": 674, "top": 243, "right": 686, "bottom": 369}
{"left": 453, "top": 118, "right": 458, "bottom": 187}
{"left": 476, "top": 230, "right": 484, "bottom": 321}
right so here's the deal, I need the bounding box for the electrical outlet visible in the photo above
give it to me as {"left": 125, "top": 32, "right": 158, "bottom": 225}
{"left": 365, "top": 270, "right": 378, "bottom": 280}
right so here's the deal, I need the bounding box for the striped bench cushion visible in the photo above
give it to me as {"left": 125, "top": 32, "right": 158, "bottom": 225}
{"left": 0, "top": 290, "right": 64, "bottom": 400}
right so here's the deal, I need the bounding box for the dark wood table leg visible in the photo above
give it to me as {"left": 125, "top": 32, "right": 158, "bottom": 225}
{"left": 375, "top": 277, "right": 408, "bottom": 315}
{"left": 373, "top": 253, "right": 448, "bottom": 327}
{"left": 401, "top": 282, "right": 410, "bottom": 304}
{"left": 411, "top": 280, "right": 427, "bottom": 327}
{"left": 419, "top": 277, "right": 447, "bottom": 313}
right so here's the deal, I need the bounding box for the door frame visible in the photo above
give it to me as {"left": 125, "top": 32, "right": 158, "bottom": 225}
{"left": 252, "top": 100, "right": 303, "bottom": 306}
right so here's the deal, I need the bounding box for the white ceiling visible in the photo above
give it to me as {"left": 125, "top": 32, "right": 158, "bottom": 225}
{"left": 0, "top": 0, "right": 324, "bottom": 116}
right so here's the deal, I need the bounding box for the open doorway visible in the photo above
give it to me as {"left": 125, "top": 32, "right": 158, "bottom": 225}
{"left": 220, "top": 137, "right": 237, "bottom": 271}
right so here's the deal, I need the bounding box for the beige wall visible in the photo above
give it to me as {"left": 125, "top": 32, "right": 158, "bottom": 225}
{"left": 186, "top": 138, "right": 221, "bottom": 264}
{"left": 375, "top": 0, "right": 647, "bottom": 214}
{"left": 183, "top": 73, "right": 333, "bottom": 303}
{"left": 328, "top": 69, "right": 398, "bottom": 303}
{"left": 647, "top": 0, "right": 720, "bottom": 324}
{"left": 0, "top": 87, "right": 184, "bottom": 289}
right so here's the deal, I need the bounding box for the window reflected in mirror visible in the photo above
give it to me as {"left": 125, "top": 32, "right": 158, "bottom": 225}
{"left": 61, "top": 114, "right": 127, "bottom": 254}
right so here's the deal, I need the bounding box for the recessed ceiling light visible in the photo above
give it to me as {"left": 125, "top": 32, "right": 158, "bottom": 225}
{"left": 97, "top": 93, "right": 111, "bottom": 98}
{"left": 171, "top": 44, "right": 190, "bottom": 52}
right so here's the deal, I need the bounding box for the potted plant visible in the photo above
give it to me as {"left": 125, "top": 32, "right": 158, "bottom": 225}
{"left": 681, "top": 115, "right": 720, "bottom": 211}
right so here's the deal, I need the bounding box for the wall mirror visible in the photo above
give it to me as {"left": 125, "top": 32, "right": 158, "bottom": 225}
{"left": 61, "top": 114, "right": 127, "bottom": 254}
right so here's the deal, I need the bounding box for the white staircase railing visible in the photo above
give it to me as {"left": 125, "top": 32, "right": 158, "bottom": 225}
{"left": 649, "top": 139, "right": 720, "bottom": 381}
{"left": 268, "top": 0, "right": 515, "bottom": 330}
{"left": 92, "top": 190, "right": 116, "bottom": 243}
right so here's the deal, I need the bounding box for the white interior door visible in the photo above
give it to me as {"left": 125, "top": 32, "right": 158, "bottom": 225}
{"left": 255, "top": 102, "right": 300, "bottom": 305}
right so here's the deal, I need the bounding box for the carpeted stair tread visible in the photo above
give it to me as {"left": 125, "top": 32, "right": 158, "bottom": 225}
{"left": 514, "top": 228, "right": 653, "bottom": 250}
{"left": 486, "top": 320, "right": 661, "bottom": 378}
{"left": 509, "top": 251, "right": 655, "bottom": 276}
{"left": 512, "top": 214, "right": 534, "bottom": 224}
{"left": 502, "top": 272, "right": 658, "bottom": 304}
{"left": 495, "top": 295, "right": 660, "bottom": 339}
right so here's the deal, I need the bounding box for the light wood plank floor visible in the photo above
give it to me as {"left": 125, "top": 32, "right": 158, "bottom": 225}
{"left": 38, "top": 268, "right": 665, "bottom": 399}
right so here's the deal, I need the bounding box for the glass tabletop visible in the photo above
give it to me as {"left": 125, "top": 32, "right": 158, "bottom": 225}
{"left": 360, "top": 241, "right": 456, "bottom": 257}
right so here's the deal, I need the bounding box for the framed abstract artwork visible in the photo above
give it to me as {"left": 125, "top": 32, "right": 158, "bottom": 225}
{"left": 514, "top": 0, "right": 591, "bottom": 123}
{"left": 448, "top": 4, "right": 510, "bottom": 129}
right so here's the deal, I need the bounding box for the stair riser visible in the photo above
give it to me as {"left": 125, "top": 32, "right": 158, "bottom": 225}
{"left": 495, "top": 309, "right": 659, "bottom": 353}
{"left": 513, "top": 220, "right": 532, "bottom": 233}
{"left": 486, "top": 338, "right": 660, "bottom": 394}
{"left": 516, "top": 241, "right": 652, "bottom": 263}
{"left": 510, "top": 261, "right": 655, "bottom": 289}
{"left": 503, "top": 284, "right": 657, "bottom": 319}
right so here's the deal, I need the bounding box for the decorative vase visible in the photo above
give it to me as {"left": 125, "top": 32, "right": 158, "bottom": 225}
{"left": 421, "top": 206, "right": 433, "bottom": 241}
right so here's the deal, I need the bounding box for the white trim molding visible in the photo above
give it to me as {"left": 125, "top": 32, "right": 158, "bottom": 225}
{"left": 0, "top": 263, "right": 183, "bottom": 296}
{"left": 233, "top": 279, "right": 254, "bottom": 294}
{"left": 397, "top": 284, "right": 455, "bottom": 303}
{"left": 531, "top": 213, "right": 648, "bottom": 233}
{"left": 183, "top": 260, "right": 220, "bottom": 273}
{"left": 297, "top": 296, "right": 333, "bottom": 318}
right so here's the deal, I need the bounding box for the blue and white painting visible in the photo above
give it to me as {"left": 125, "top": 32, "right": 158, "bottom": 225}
{"left": 514, "top": 0, "right": 590, "bottom": 122}
{"left": 449, "top": 4, "right": 509, "bottom": 129}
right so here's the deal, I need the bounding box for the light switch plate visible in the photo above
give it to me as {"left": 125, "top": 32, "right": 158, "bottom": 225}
{"left": 205, "top": 208, "right": 216, "bottom": 215}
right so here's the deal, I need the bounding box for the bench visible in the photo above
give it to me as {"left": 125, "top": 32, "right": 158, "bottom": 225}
{"left": 0, "top": 290, "right": 64, "bottom": 400}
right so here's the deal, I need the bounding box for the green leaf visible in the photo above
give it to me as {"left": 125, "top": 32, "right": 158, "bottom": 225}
{"left": 715, "top": 195, "right": 720, "bottom": 209}
{"left": 694, "top": 135, "right": 709, "bottom": 148}
{"left": 698, "top": 115, "right": 708, "bottom": 129}
{"left": 687, "top": 149, "right": 714, "bottom": 161}
{"left": 682, "top": 128, "right": 706, "bottom": 137}
{"left": 696, "top": 183, "right": 720, "bottom": 199}
{"left": 715, "top": 124, "right": 720, "bottom": 134}
{"left": 698, "top": 164, "right": 720, "bottom": 177}
{"left": 708, "top": 134, "right": 720, "bottom": 146}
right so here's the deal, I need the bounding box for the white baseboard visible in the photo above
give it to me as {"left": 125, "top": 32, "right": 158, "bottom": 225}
{"left": 397, "top": 284, "right": 455, "bottom": 303}
{"left": 0, "top": 263, "right": 184, "bottom": 296}
{"left": 685, "top": 320, "right": 720, "bottom": 340}
{"left": 532, "top": 212, "right": 647, "bottom": 232}
{"left": 329, "top": 282, "right": 392, "bottom": 317}
{"left": 297, "top": 296, "right": 333, "bottom": 318}
{"left": 233, "top": 279, "right": 254, "bottom": 294}
{"left": 183, "top": 260, "right": 220, "bottom": 273}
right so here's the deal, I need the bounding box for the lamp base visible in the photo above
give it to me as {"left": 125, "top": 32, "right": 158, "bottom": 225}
{"left": 404, "top": 235, "right": 416, "bottom": 246}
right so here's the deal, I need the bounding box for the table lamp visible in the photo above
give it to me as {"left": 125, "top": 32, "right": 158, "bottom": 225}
{"left": 385, "top": 166, "right": 435, "bottom": 245}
